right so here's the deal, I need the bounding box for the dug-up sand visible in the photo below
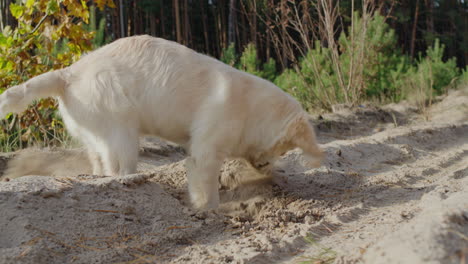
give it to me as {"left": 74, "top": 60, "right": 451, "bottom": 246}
{"left": 0, "top": 88, "right": 467, "bottom": 264}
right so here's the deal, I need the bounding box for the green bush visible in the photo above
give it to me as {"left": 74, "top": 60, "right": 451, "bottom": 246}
{"left": 274, "top": 13, "right": 464, "bottom": 111}
{"left": 221, "top": 43, "right": 237, "bottom": 67}
{"left": 401, "top": 39, "right": 460, "bottom": 114}
{"left": 403, "top": 39, "right": 459, "bottom": 97}
{"left": 274, "top": 41, "right": 340, "bottom": 111}
{"left": 274, "top": 69, "right": 308, "bottom": 107}
{"left": 239, "top": 43, "right": 277, "bottom": 82}
{"left": 417, "top": 39, "right": 459, "bottom": 94}
{"left": 261, "top": 57, "right": 277, "bottom": 82}
{"left": 239, "top": 43, "right": 261, "bottom": 76}
{"left": 339, "top": 14, "right": 410, "bottom": 101}
{"left": 83, "top": 5, "right": 107, "bottom": 48}
{"left": 222, "top": 43, "right": 277, "bottom": 83}
{"left": 460, "top": 67, "right": 468, "bottom": 85}
{"left": 274, "top": 14, "right": 410, "bottom": 110}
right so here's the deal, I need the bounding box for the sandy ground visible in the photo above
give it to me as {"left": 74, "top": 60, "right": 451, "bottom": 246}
{"left": 0, "top": 89, "right": 467, "bottom": 264}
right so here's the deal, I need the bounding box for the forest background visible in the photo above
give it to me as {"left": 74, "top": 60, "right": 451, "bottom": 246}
{"left": 0, "top": 0, "right": 466, "bottom": 151}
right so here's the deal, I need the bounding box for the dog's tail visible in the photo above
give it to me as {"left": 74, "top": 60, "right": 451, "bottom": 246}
{"left": 0, "top": 69, "right": 68, "bottom": 117}
{"left": 291, "top": 114, "right": 324, "bottom": 168}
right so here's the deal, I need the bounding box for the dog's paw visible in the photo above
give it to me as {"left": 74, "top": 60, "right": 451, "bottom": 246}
{"left": 190, "top": 192, "right": 220, "bottom": 210}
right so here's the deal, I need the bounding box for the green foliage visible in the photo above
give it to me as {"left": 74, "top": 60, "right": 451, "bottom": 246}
{"left": 84, "top": 5, "right": 108, "bottom": 49}
{"left": 460, "top": 67, "right": 468, "bottom": 85}
{"left": 417, "top": 39, "right": 459, "bottom": 94}
{"left": 239, "top": 43, "right": 262, "bottom": 76}
{"left": 275, "top": 13, "right": 463, "bottom": 111}
{"left": 275, "top": 68, "right": 310, "bottom": 107}
{"left": 275, "top": 41, "right": 339, "bottom": 110}
{"left": 95, "top": 17, "right": 107, "bottom": 47}
{"left": 221, "top": 42, "right": 277, "bottom": 82}
{"left": 339, "top": 14, "right": 410, "bottom": 101}
{"left": 404, "top": 39, "right": 459, "bottom": 96}
{"left": 0, "top": 0, "right": 115, "bottom": 151}
{"left": 221, "top": 43, "right": 237, "bottom": 67}
{"left": 239, "top": 43, "right": 277, "bottom": 82}
{"left": 401, "top": 39, "right": 460, "bottom": 116}
{"left": 262, "top": 58, "right": 277, "bottom": 82}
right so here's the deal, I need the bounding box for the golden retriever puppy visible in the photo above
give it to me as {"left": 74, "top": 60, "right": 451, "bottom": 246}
{"left": 0, "top": 35, "right": 322, "bottom": 209}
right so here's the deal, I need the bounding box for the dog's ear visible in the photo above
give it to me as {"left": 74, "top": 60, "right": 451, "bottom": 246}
{"left": 289, "top": 115, "right": 323, "bottom": 168}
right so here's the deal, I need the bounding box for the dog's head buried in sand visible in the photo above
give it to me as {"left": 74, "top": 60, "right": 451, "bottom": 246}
{"left": 0, "top": 35, "right": 323, "bottom": 209}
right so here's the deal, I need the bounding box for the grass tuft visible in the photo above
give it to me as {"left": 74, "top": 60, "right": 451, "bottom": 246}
{"left": 297, "top": 235, "right": 337, "bottom": 264}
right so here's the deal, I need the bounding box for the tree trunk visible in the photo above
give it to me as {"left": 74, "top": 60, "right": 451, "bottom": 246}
{"left": 127, "top": 0, "right": 133, "bottom": 35}
{"left": 265, "top": 0, "right": 273, "bottom": 60}
{"left": 108, "top": 6, "right": 118, "bottom": 40}
{"left": 211, "top": 3, "right": 220, "bottom": 56}
{"left": 239, "top": 1, "right": 248, "bottom": 46}
{"left": 183, "top": 0, "right": 190, "bottom": 45}
{"left": 174, "top": 0, "right": 182, "bottom": 43}
{"left": 424, "top": 0, "right": 434, "bottom": 42}
{"left": 131, "top": 0, "right": 136, "bottom": 35}
{"left": 280, "top": 0, "right": 288, "bottom": 67}
{"left": 301, "top": 0, "right": 311, "bottom": 50}
{"left": 1, "top": 0, "right": 15, "bottom": 29}
{"left": 200, "top": 0, "right": 210, "bottom": 53}
{"left": 228, "top": 0, "right": 237, "bottom": 45}
{"left": 0, "top": 0, "right": 5, "bottom": 30}
{"left": 250, "top": 0, "right": 257, "bottom": 47}
{"left": 410, "top": 0, "right": 420, "bottom": 59}
{"left": 160, "top": 0, "right": 165, "bottom": 37}
{"left": 150, "top": 12, "right": 156, "bottom": 36}
{"left": 219, "top": 0, "right": 227, "bottom": 50}
{"left": 119, "top": 0, "right": 125, "bottom": 37}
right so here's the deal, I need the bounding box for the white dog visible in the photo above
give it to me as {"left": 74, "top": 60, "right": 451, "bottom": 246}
{"left": 0, "top": 35, "right": 322, "bottom": 209}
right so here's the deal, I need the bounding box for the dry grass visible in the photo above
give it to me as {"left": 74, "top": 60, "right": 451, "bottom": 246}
{"left": 298, "top": 235, "right": 337, "bottom": 264}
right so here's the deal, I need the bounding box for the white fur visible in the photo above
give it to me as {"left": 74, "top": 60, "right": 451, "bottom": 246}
{"left": 0, "top": 35, "right": 323, "bottom": 209}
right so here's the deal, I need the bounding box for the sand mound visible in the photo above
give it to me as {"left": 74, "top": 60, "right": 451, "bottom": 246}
{"left": 1, "top": 90, "right": 467, "bottom": 263}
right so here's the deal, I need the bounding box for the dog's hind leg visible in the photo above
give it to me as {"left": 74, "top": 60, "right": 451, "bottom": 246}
{"left": 87, "top": 146, "right": 104, "bottom": 175}
{"left": 74, "top": 132, "right": 104, "bottom": 175}
{"left": 85, "top": 141, "right": 104, "bottom": 175}
{"left": 76, "top": 137, "right": 104, "bottom": 175}
{"left": 96, "top": 125, "right": 139, "bottom": 176}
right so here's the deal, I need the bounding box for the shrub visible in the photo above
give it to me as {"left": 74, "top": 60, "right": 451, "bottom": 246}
{"left": 402, "top": 39, "right": 460, "bottom": 116}
{"left": 418, "top": 39, "right": 459, "bottom": 94}
{"left": 239, "top": 43, "right": 277, "bottom": 82}
{"left": 339, "top": 14, "right": 410, "bottom": 102}
{"left": 275, "top": 13, "right": 410, "bottom": 111}
{"left": 239, "top": 43, "right": 262, "bottom": 76}
{"left": 460, "top": 67, "right": 468, "bottom": 85}
{"left": 275, "top": 30, "right": 461, "bottom": 112}
{"left": 261, "top": 57, "right": 277, "bottom": 82}
{"left": 222, "top": 43, "right": 277, "bottom": 83}
{"left": 403, "top": 39, "right": 460, "bottom": 97}
{"left": 275, "top": 41, "right": 340, "bottom": 111}
{"left": 83, "top": 5, "right": 108, "bottom": 49}
{"left": 221, "top": 43, "right": 237, "bottom": 67}
{"left": 0, "top": 0, "right": 114, "bottom": 151}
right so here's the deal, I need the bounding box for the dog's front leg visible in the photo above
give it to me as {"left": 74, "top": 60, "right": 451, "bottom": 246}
{"left": 185, "top": 156, "right": 222, "bottom": 209}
